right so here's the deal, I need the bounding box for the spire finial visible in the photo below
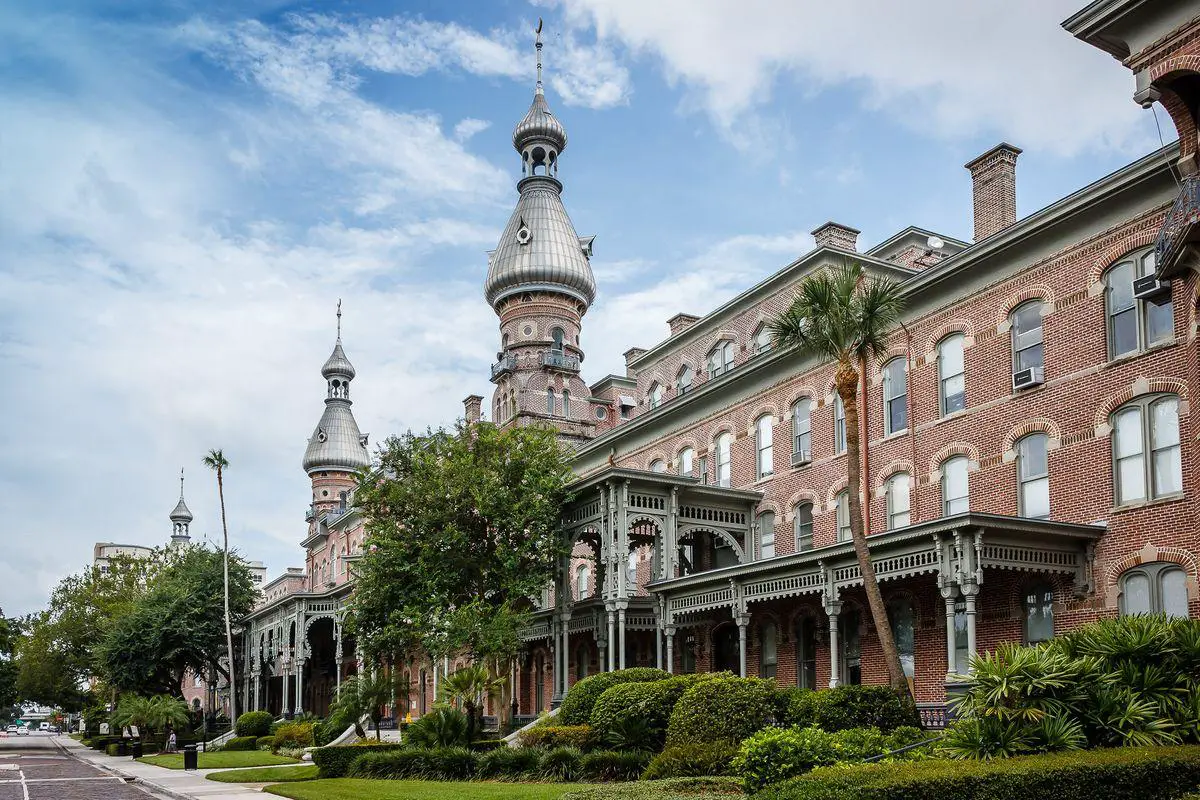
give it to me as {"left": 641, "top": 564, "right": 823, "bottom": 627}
{"left": 336, "top": 299, "right": 342, "bottom": 342}
{"left": 535, "top": 18, "right": 544, "bottom": 96}
{"left": 179, "top": 467, "right": 185, "bottom": 499}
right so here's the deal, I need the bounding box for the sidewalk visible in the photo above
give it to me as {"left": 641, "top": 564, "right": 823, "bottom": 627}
{"left": 59, "top": 737, "right": 275, "bottom": 800}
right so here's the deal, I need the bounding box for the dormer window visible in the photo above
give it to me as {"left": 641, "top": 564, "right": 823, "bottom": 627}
{"left": 707, "top": 341, "right": 735, "bottom": 379}
{"left": 676, "top": 365, "right": 694, "bottom": 395}
{"left": 752, "top": 324, "right": 772, "bottom": 354}
{"left": 649, "top": 383, "right": 664, "bottom": 409}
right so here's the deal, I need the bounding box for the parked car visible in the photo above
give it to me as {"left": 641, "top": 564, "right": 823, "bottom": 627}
{"left": 14, "top": 726, "right": 29, "bottom": 736}
{"left": 48, "top": 726, "right": 59, "bottom": 734}
{"left": 38, "top": 723, "right": 49, "bottom": 732}
{"left": 3, "top": 725, "right": 17, "bottom": 734}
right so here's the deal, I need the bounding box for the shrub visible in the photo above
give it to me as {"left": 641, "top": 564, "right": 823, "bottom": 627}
{"left": 666, "top": 676, "right": 777, "bottom": 747}
{"left": 105, "top": 743, "right": 120, "bottom": 756}
{"left": 591, "top": 675, "right": 711, "bottom": 750}
{"left": 273, "top": 722, "right": 314, "bottom": 750}
{"left": 425, "top": 746, "right": 479, "bottom": 781}
{"left": 754, "top": 744, "right": 1200, "bottom": 800}
{"left": 469, "top": 738, "right": 505, "bottom": 752}
{"left": 476, "top": 747, "right": 542, "bottom": 780}
{"left": 734, "top": 726, "right": 930, "bottom": 793}
{"left": 311, "top": 742, "right": 405, "bottom": 778}
{"left": 540, "top": 745, "right": 584, "bottom": 781}
{"left": 777, "top": 687, "right": 818, "bottom": 727}
{"left": 562, "top": 777, "right": 746, "bottom": 800}
{"left": 558, "top": 667, "right": 670, "bottom": 725}
{"left": 256, "top": 736, "right": 276, "bottom": 751}
{"left": 347, "top": 748, "right": 430, "bottom": 779}
{"left": 235, "top": 711, "right": 274, "bottom": 738}
{"left": 405, "top": 706, "right": 470, "bottom": 749}
{"left": 813, "top": 687, "right": 920, "bottom": 733}
{"left": 642, "top": 742, "right": 740, "bottom": 779}
{"left": 518, "top": 724, "right": 596, "bottom": 751}
{"left": 580, "top": 749, "right": 654, "bottom": 781}
{"left": 223, "top": 735, "right": 259, "bottom": 751}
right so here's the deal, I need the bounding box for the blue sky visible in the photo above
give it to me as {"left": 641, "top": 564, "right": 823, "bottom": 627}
{"left": 0, "top": 0, "right": 1168, "bottom": 615}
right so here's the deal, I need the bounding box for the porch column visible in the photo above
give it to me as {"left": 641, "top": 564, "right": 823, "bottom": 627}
{"left": 282, "top": 660, "right": 293, "bottom": 715}
{"left": 294, "top": 653, "right": 304, "bottom": 715}
{"left": 736, "top": 614, "right": 749, "bottom": 678}
{"left": 826, "top": 603, "right": 842, "bottom": 688}
{"left": 334, "top": 625, "right": 343, "bottom": 693}
{"left": 560, "top": 611, "right": 572, "bottom": 697}
{"left": 606, "top": 606, "right": 616, "bottom": 671}
{"left": 664, "top": 626, "right": 676, "bottom": 674}
{"left": 962, "top": 586, "right": 978, "bottom": 672}
{"left": 655, "top": 620, "right": 663, "bottom": 669}
{"left": 942, "top": 590, "right": 957, "bottom": 679}
{"left": 617, "top": 603, "right": 628, "bottom": 669}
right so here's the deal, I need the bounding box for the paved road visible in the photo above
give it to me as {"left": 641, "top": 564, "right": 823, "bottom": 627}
{"left": 0, "top": 733, "right": 158, "bottom": 799}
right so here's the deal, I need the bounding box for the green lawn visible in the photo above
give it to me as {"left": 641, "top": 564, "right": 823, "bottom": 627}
{"left": 207, "top": 764, "right": 320, "bottom": 783}
{"left": 139, "top": 751, "right": 300, "bottom": 769}
{"left": 264, "top": 779, "right": 588, "bottom": 800}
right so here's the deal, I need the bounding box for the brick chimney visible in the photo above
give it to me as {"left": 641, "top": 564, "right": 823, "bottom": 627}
{"left": 667, "top": 313, "right": 701, "bottom": 336}
{"left": 965, "top": 143, "right": 1021, "bottom": 242}
{"left": 811, "top": 221, "right": 860, "bottom": 252}
{"left": 463, "top": 394, "right": 483, "bottom": 424}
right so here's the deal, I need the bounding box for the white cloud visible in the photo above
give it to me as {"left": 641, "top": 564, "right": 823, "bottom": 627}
{"left": 549, "top": 33, "right": 631, "bottom": 109}
{"left": 454, "top": 117, "right": 492, "bottom": 142}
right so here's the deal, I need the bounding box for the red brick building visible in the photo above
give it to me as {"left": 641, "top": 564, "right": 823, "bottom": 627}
{"left": 500, "top": 0, "right": 1200, "bottom": 722}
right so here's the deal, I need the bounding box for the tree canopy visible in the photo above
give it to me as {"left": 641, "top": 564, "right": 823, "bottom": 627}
{"left": 349, "top": 421, "right": 575, "bottom": 663}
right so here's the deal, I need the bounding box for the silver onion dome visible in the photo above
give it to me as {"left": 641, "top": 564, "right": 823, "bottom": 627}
{"left": 169, "top": 494, "right": 193, "bottom": 523}
{"left": 302, "top": 403, "right": 370, "bottom": 474}
{"left": 321, "top": 341, "right": 356, "bottom": 380}
{"left": 513, "top": 92, "right": 567, "bottom": 154}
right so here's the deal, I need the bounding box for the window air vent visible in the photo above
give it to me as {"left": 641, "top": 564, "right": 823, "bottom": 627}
{"left": 1133, "top": 274, "right": 1170, "bottom": 305}
{"left": 791, "top": 450, "right": 812, "bottom": 468}
{"left": 1013, "top": 366, "right": 1044, "bottom": 390}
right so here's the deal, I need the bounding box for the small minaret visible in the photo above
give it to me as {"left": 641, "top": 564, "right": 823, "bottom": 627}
{"left": 169, "top": 468, "right": 193, "bottom": 547}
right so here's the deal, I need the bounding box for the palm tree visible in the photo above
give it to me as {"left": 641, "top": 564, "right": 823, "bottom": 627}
{"left": 438, "top": 663, "right": 506, "bottom": 743}
{"left": 203, "top": 449, "right": 237, "bottom": 722}
{"left": 768, "top": 261, "right": 910, "bottom": 697}
{"left": 110, "top": 694, "right": 191, "bottom": 738}
{"left": 329, "top": 672, "right": 398, "bottom": 740}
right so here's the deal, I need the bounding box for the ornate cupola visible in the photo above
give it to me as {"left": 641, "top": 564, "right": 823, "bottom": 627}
{"left": 169, "top": 467, "right": 193, "bottom": 546}
{"left": 484, "top": 21, "right": 598, "bottom": 445}
{"left": 302, "top": 303, "right": 370, "bottom": 498}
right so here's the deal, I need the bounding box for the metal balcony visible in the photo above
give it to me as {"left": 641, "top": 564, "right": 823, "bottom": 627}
{"left": 490, "top": 355, "right": 517, "bottom": 381}
{"left": 1155, "top": 174, "right": 1200, "bottom": 279}
{"left": 541, "top": 350, "right": 581, "bottom": 371}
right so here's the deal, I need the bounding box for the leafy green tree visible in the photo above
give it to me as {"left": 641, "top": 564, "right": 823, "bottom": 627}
{"left": 0, "top": 613, "right": 19, "bottom": 714}
{"left": 110, "top": 694, "right": 191, "bottom": 736}
{"left": 768, "top": 261, "right": 909, "bottom": 696}
{"left": 203, "top": 449, "right": 238, "bottom": 722}
{"left": 327, "top": 672, "right": 399, "bottom": 740}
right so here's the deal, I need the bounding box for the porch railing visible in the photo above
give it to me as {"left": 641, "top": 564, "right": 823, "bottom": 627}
{"left": 1155, "top": 174, "right": 1200, "bottom": 275}
{"left": 916, "top": 702, "right": 951, "bottom": 730}
{"left": 541, "top": 350, "right": 580, "bottom": 371}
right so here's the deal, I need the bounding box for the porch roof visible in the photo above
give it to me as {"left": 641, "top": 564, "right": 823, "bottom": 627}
{"left": 567, "top": 466, "right": 764, "bottom": 505}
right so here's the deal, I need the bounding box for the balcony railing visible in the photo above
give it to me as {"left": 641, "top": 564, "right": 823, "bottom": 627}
{"left": 541, "top": 350, "right": 581, "bottom": 371}
{"left": 1155, "top": 174, "right": 1200, "bottom": 277}
{"left": 490, "top": 355, "right": 517, "bottom": 380}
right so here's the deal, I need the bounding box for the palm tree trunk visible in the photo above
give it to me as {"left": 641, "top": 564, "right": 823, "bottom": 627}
{"left": 217, "top": 467, "right": 238, "bottom": 722}
{"left": 836, "top": 362, "right": 910, "bottom": 696}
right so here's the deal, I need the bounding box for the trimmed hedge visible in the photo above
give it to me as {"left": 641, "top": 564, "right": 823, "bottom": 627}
{"left": 643, "top": 742, "right": 741, "bottom": 780}
{"left": 558, "top": 667, "right": 670, "bottom": 725}
{"left": 733, "top": 726, "right": 929, "bottom": 793}
{"left": 580, "top": 749, "right": 654, "bottom": 781}
{"left": 348, "top": 749, "right": 431, "bottom": 779}
{"left": 235, "top": 711, "right": 274, "bottom": 738}
{"left": 781, "top": 686, "right": 920, "bottom": 733}
{"left": 273, "top": 722, "right": 314, "bottom": 750}
{"left": 469, "top": 738, "right": 506, "bottom": 752}
{"left": 562, "top": 777, "right": 745, "bottom": 800}
{"left": 222, "top": 736, "right": 259, "bottom": 751}
{"left": 518, "top": 724, "right": 596, "bottom": 750}
{"left": 591, "top": 675, "right": 713, "bottom": 747}
{"left": 311, "top": 742, "right": 405, "bottom": 778}
{"left": 540, "top": 746, "right": 584, "bottom": 781}
{"left": 666, "top": 676, "right": 777, "bottom": 747}
{"left": 256, "top": 735, "right": 276, "bottom": 751}
{"left": 755, "top": 745, "right": 1200, "bottom": 800}
{"left": 476, "top": 747, "right": 542, "bottom": 780}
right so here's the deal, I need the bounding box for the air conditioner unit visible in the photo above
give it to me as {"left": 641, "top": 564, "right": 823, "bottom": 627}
{"left": 790, "top": 450, "right": 812, "bottom": 468}
{"left": 1133, "top": 274, "right": 1170, "bottom": 304}
{"left": 1013, "top": 366, "right": 1044, "bottom": 390}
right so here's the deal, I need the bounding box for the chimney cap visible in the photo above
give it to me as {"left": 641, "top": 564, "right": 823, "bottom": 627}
{"left": 810, "top": 220, "right": 862, "bottom": 237}
{"left": 667, "top": 312, "right": 701, "bottom": 325}
{"left": 964, "top": 142, "right": 1023, "bottom": 171}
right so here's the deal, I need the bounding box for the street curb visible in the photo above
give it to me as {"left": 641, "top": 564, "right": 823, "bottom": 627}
{"left": 54, "top": 738, "right": 205, "bottom": 800}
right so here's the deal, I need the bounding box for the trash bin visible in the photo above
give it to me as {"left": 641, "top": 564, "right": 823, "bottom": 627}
{"left": 116, "top": 740, "right": 128, "bottom": 757}
{"left": 130, "top": 740, "right": 143, "bottom": 759}
{"left": 182, "top": 745, "right": 198, "bottom": 771}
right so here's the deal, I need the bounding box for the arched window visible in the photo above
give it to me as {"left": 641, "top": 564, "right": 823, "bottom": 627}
{"left": 546, "top": 389, "right": 556, "bottom": 416}
{"left": 836, "top": 490, "right": 851, "bottom": 542}
{"left": 551, "top": 327, "right": 565, "bottom": 352}
{"left": 833, "top": 395, "right": 847, "bottom": 454}
{"left": 1105, "top": 249, "right": 1172, "bottom": 359}
{"left": 1017, "top": 433, "right": 1050, "bottom": 519}
{"left": 626, "top": 550, "right": 638, "bottom": 588}
{"left": 677, "top": 365, "right": 694, "bottom": 395}
{"left": 792, "top": 399, "right": 812, "bottom": 461}
{"left": 1023, "top": 584, "right": 1054, "bottom": 643}
{"left": 942, "top": 456, "right": 969, "bottom": 515}
{"left": 715, "top": 432, "right": 732, "bottom": 488}
{"left": 882, "top": 358, "right": 908, "bottom": 435}
{"left": 649, "top": 459, "right": 667, "bottom": 473}
{"left": 1011, "top": 301, "right": 1044, "bottom": 382}
{"left": 758, "top": 511, "right": 775, "bottom": 559}
{"left": 707, "top": 341, "right": 735, "bottom": 379}
{"left": 885, "top": 473, "right": 911, "bottom": 529}
{"left": 795, "top": 616, "right": 817, "bottom": 689}
{"left": 794, "top": 502, "right": 814, "bottom": 551}
{"left": 887, "top": 598, "right": 915, "bottom": 678}
{"left": 755, "top": 415, "right": 774, "bottom": 479}
{"left": 649, "top": 383, "right": 664, "bottom": 409}
{"left": 938, "top": 334, "right": 966, "bottom": 415}
{"left": 753, "top": 324, "right": 773, "bottom": 354}
{"left": 678, "top": 447, "right": 694, "bottom": 477}
{"left": 839, "top": 607, "right": 862, "bottom": 685}
{"left": 562, "top": 389, "right": 570, "bottom": 417}
{"left": 759, "top": 621, "right": 778, "bottom": 678}
{"left": 576, "top": 564, "right": 590, "bottom": 600}
{"left": 1119, "top": 561, "right": 1189, "bottom": 618}
{"left": 1112, "top": 394, "right": 1182, "bottom": 505}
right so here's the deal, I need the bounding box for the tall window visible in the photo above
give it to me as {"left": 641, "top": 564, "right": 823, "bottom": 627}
{"left": 649, "top": 383, "right": 664, "bottom": 409}
{"left": 626, "top": 551, "right": 638, "bottom": 589}
{"left": 758, "top": 511, "right": 775, "bottom": 559}
{"left": 650, "top": 459, "right": 667, "bottom": 473}
{"left": 833, "top": 396, "right": 846, "bottom": 454}
{"left": 1023, "top": 584, "right": 1054, "bottom": 643}
{"left": 707, "top": 341, "right": 735, "bottom": 379}
{"left": 716, "top": 433, "right": 732, "bottom": 488}
{"left": 759, "top": 621, "right": 778, "bottom": 678}
{"left": 575, "top": 644, "right": 589, "bottom": 681}
{"left": 576, "top": 564, "right": 590, "bottom": 600}
{"left": 1017, "top": 433, "right": 1050, "bottom": 519}
{"left": 938, "top": 334, "right": 966, "bottom": 415}
{"left": 888, "top": 598, "right": 915, "bottom": 678}
{"left": 756, "top": 415, "right": 774, "bottom": 479}
{"left": 836, "top": 491, "right": 851, "bottom": 541}
{"left": 547, "top": 389, "right": 556, "bottom": 416}
{"left": 551, "top": 327, "right": 564, "bottom": 352}
{"left": 1119, "top": 562, "right": 1189, "bottom": 618}
{"left": 796, "top": 616, "right": 817, "bottom": 689}
{"left": 1112, "top": 395, "right": 1182, "bottom": 505}
{"left": 886, "top": 473, "right": 911, "bottom": 529}
{"left": 677, "top": 365, "right": 694, "bottom": 395}
{"left": 882, "top": 359, "right": 908, "bottom": 435}
{"left": 678, "top": 447, "right": 694, "bottom": 477}
{"left": 942, "top": 456, "right": 969, "bottom": 515}
{"left": 792, "top": 399, "right": 812, "bottom": 459}
{"left": 953, "top": 600, "right": 969, "bottom": 674}
{"left": 839, "top": 608, "right": 862, "bottom": 685}
{"left": 1105, "top": 250, "right": 1172, "bottom": 359}
{"left": 1011, "top": 301, "right": 1044, "bottom": 378}
{"left": 562, "top": 389, "right": 570, "bottom": 417}
{"left": 752, "top": 324, "right": 772, "bottom": 354}
{"left": 794, "top": 502, "right": 814, "bottom": 551}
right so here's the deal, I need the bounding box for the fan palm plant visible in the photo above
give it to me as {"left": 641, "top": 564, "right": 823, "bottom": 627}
{"left": 110, "top": 694, "right": 191, "bottom": 737}
{"left": 767, "top": 261, "right": 908, "bottom": 694}
{"left": 202, "top": 449, "right": 237, "bottom": 722}
{"left": 328, "top": 672, "right": 397, "bottom": 740}
{"left": 438, "top": 663, "right": 506, "bottom": 742}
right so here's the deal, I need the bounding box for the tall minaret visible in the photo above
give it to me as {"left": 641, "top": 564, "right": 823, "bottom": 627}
{"left": 302, "top": 302, "right": 370, "bottom": 520}
{"left": 169, "top": 468, "right": 193, "bottom": 547}
{"left": 484, "top": 20, "right": 598, "bottom": 444}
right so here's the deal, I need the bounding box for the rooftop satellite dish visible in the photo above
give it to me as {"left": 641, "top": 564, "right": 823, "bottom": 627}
{"left": 926, "top": 235, "right": 945, "bottom": 250}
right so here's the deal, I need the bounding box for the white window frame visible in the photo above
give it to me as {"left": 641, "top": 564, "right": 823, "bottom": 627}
{"left": 707, "top": 341, "right": 735, "bottom": 379}
{"left": 833, "top": 395, "right": 846, "bottom": 454}
{"left": 942, "top": 456, "right": 969, "bottom": 515}
{"left": 1011, "top": 301, "right": 1044, "bottom": 377}
{"left": 1119, "top": 561, "right": 1189, "bottom": 618}
{"left": 576, "top": 564, "right": 590, "bottom": 600}
{"left": 676, "top": 365, "right": 694, "bottom": 395}
{"left": 755, "top": 415, "right": 774, "bottom": 479}
{"left": 792, "top": 399, "right": 812, "bottom": 458}
{"left": 758, "top": 511, "right": 775, "bottom": 559}
{"left": 885, "top": 473, "right": 911, "bottom": 529}
{"left": 882, "top": 358, "right": 908, "bottom": 435}
{"left": 1017, "top": 433, "right": 1050, "bottom": 519}
{"left": 836, "top": 491, "right": 850, "bottom": 542}
{"left": 794, "top": 502, "right": 814, "bottom": 551}
{"left": 716, "top": 433, "right": 732, "bottom": 488}
{"left": 649, "top": 383, "right": 663, "bottom": 409}
{"left": 678, "top": 447, "right": 694, "bottom": 476}
{"left": 752, "top": 324, "right": 772, "bottom": 354}
{"left": 1112, "top": 394, "right": 1182, "bottom": 505}
{"left": 1105, "top": 249, "right": 1173, "bottom": 360}
{"left": 938, "top": 334, "right": 966, "bottom": 416}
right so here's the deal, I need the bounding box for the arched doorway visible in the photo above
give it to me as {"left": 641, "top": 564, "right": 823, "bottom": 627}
{"left": 712, "top": 624, "right": 739, "bottom": 673}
